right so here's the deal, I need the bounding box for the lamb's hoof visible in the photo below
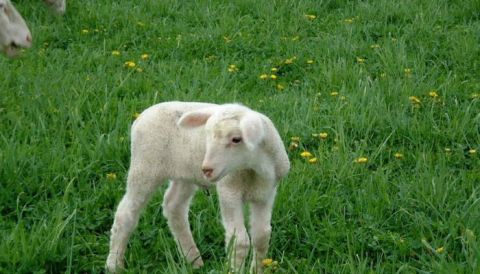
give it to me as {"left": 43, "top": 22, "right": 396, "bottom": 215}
{"left": 105, "top": 255, "right": 124, "bottom": 273}
{"left": 192, "top": 257, "right": 204, "bottom": 269}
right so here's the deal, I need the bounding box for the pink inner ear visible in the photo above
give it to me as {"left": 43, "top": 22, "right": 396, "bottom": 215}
{"left": 184, "top": 115, "right": 207, "bottom": 126}
{"left": 178, "top": 111, "right": 212, "bottom": 128}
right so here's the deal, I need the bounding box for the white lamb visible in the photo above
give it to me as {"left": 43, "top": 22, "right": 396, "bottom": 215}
{"left": 106, "top": 101, "right": 290, "bottom": 273}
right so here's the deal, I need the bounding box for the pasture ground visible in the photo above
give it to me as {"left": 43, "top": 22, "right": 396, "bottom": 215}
{"left": 1, "top": 0, "right": 479, "bottom": 273}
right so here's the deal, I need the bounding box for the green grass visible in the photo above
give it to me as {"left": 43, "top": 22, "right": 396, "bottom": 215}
{"left": 1, "top": 0, "right": 479, "bottom": 273}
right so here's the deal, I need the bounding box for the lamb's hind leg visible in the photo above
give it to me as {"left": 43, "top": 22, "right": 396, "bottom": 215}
{"left": 106, "top": 168, "right": 163, "bottom": 273}
{"left": 162, "top": 181, "right": 203, "bottom": 268}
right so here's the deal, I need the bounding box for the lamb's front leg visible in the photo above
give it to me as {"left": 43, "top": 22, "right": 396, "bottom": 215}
{"left": 219, "top": 191, "right": 250, "bottom": 273}
{"left": 249, "top": 194, "right": 276, "bottom": 274}
{"left": 162, "top": 181, "right": 203, "bottom": 268}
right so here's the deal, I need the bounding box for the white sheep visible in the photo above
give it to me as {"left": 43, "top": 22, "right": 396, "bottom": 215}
{"left": 106, "top": 101, "right": 290, "bottom": 273}
{"left": 0, "top": 0, "right": 65, "bottom": 57}
{"left": 0, "top": 0, "right": 32, "bottom": 57}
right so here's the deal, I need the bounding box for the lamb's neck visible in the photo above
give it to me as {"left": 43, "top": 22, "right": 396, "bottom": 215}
{"left": 247, "top": 150, "right": 276, "bottom": 182}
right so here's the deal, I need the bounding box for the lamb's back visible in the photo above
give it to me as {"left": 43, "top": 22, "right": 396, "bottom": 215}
{"left": 130, "top": 102, "right": 217, "bottom": 181}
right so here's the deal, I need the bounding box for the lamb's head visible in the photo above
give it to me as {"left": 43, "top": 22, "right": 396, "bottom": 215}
{"left": 178, "top": 104, "right": 265, "bottom": 182}
{"left": 0, "top": 0, "right": 31, "bottom": 57}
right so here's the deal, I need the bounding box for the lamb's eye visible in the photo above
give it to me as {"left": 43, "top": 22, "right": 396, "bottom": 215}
{"left": 231, "top": 137, "right": 242, "bottom": 144}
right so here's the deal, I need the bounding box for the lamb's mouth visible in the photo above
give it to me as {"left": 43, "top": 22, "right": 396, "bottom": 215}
{"left": 5, "top": 42, "right": 21, "bottom": 57}
{"left": 205, "top": 170, "right": 226, "bottom": 183}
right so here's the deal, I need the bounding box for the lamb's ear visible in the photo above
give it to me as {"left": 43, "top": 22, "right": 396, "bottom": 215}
{"left": 178, "top": 108, "right": 215, "bottom": 128}
{"left": 239, "top": 113, "right": 265, "bottom": 151}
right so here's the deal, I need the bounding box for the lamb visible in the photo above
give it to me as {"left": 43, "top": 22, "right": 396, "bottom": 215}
{"left": 106, "top": 101, "right": 290, "bottom": 273}
{"left": 0, "top": 0, "right": 65, "bottom": 57}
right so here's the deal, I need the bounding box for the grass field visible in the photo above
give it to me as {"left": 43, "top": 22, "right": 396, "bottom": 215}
{"left": 1, "top": 0, "right": 480, "bottom": 273}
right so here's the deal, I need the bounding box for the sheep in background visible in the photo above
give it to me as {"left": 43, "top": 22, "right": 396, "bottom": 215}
{"left": 0, "top": 0, "right": 65, "bottom": 57}
{"left": 0, "top": 0, "right": 32, "bottom": 57}
{"left": 106, "top": 101, "right": 290, "bottom": 273}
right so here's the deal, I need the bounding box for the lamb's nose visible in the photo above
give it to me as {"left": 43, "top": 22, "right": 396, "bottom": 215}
{"left": 202, "top": 167, "right": 214, "bottom": 178}
{"left": 26, "top": 35, "right": 32, "bottom": 44}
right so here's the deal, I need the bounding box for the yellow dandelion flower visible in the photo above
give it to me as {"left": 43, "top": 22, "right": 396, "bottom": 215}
{"left": 356, "top": 57, "right": 366, "bottom": 64}
{"left": 270, "top": 74, "right": 277, "bottom": 80}
{"left": 354, "top": 157, "right": 368, "bottom": 164}
{"left": 205, "top": 55, "right": 217, "bottom": 62}
{"left": 141, "top": 54, "right": 149, "bottom": 60}
{"left": 435, "top": 247, "right": 445, "bottom": 254}
{"left": 409, "top": 96, "right": 421, "bottom": 105}
{"left": 259, "top": 74, "right": 268, "bottom": 80}
{"left": 309, "top": 157, "right": 318, "bottom": 164}
{"left": 262, "top": 258, "right": 273, "bottom": 267}
{"left": 288, "top": 142, "right": 299, "bottom": 151}
{"left": 305, "top": 14, "right": 316, "bottom": 20}
{"left": 228, "top": 64, "right": 239, "bottom": 73}
{"left": 111, "top": 50, "right": 121, "bottom": 56}
{"left": 429, "top": 90, "right": 439, "bottom": 98}
{"left": 394, "top": 152, "right": 404, "bottom": 159}
{"left": 370, "top": 44, "right": 380, "bottom": 49}
{"left": 81, "top": 29, "right": 89, "bottom": 34}
{"left": 276, "top": 84, "right": 285, "bottom": 90}
{"left": 133, "top": 112, "right": 141, "bottom": 119}
{"left": 291, "top": 136, "right": 301, "bottom": 142}
{"left": 319, "top": 132, "right": 328, "bottom": 139}
{"left": 307, "top": 59, "right": 314, "bottom": 64}
{"left": 344, "top": 18, "right": 354, "bottom": 24}
{"left": 404, "top": 68, "right": 412, "bottom": 75}
{"left": 469, "top": 149, "right": 477, "bottom": 154}
{"left": 284, "top": 57, "right": 296, "bottom": 64}
{"left": 124, "top": 61, "right": 136, "bottom": 68}
{"left": 300, "top": 151, "right": 313, "bottom": 158}
{"left": 330, "top": 91, "right": 339, "bottom": 96}
{"left": 271, "top": 67, "right": 278, "bottom": 72}
{"left": 106, "top": 172, "right": 117, "bottom": 181}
